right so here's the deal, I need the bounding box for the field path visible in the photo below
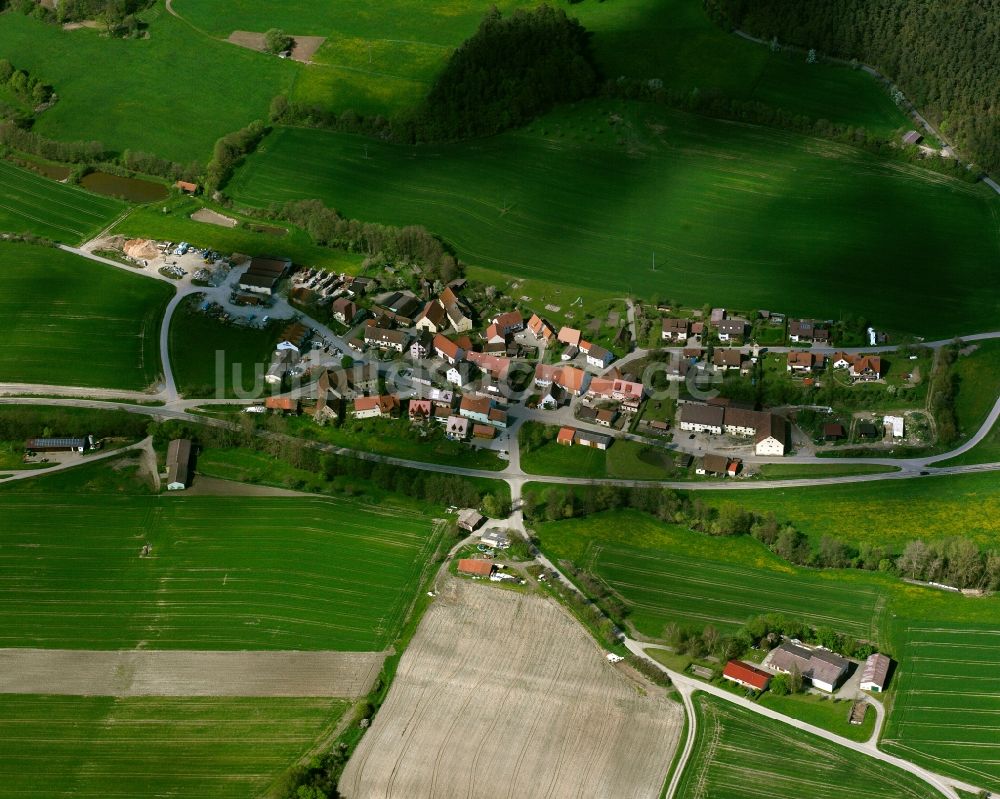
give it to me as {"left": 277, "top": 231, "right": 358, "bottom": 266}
{"left": 0, "top": 648, "right": 384, "bottom": 698}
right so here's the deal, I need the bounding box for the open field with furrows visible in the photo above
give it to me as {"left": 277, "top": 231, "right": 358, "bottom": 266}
{"left": 535, "top": 511, "right": 889, "bottom": 640}
{"left": 0, "top": 243, "right": 172, "bottom": 390}
{"left": 0, "top": 161, "right": 123, "bottom": 243}
{"left": 0, "top": 491, "right": 440, "bottom": 650}
{"left": 173, "top": 0, "right": 908, "bottom": 134}
{"left": 0, "top": 648, "right": 383, "bottom": 698}
{"left": 0, "top": 6, "right": 295, "bottom": 163}
{"left": 676, "top": 694, "right": 943, "bottom": 799}
{"left": 695, "top": 471, "right": 1000, "bottom": 550}
{"left": 882, "top": 624, "right": 1000, "bottom": 792}
{"left": 0, "top": 695, "right": 346, "bottom": 799}
{"left": 340, "top": 579, "right": 684, "bottom": 798}
{"left": 231, "top": 101, "right": 999, "bottom": 337}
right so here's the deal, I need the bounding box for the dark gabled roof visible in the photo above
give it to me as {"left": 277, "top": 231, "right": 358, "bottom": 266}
{"left": 679, "top": 403, "right": 725, "bottom": 428}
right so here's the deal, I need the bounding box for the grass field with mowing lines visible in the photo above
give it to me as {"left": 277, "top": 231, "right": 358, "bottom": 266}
{"left": 231, "top": 101, "right": 999, "bottom": 336}
{"left": 535, "top": 510, "right": 890, "bottom": 640}
{"left": 0, "top": 161, "right": 123, "bottom": 243}
{"left": 695, "top": 471, "right": 1000, "bottom": 550}
{"left": 0, "top": 695, "right": 346, "bottom": 799}
{"left": 174, "top": 0, "right": 908, "bottom": 135}
{"left": 0, "top": 243, "right": 172, "bottom": 390}
{"left": 677, "top": 694, "right": 942, "bottom": 799}
{"left": 883, "top": 624, "right": 1000, "bottom": 792}
{"left": 0, "top": 490, "right": 440, "bottom": 650}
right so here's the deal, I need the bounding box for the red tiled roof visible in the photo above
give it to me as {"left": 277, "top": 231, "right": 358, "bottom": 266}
{"left": 457, "top": 558, "right": 493, "bottom": 577}
{"left": 723, "top": 660, "right": 771, "bottom": 690}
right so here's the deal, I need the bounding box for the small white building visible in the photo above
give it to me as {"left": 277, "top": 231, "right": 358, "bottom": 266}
{"left": 884, "top": 415, "right": 904, "bottom": 438}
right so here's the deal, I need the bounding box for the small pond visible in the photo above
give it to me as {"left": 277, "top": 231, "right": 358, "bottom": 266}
{"left": 81, "top": 171, "right": 169, "bottom": 202}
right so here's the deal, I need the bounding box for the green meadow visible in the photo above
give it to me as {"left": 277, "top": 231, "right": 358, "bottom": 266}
{"left": 0, "top": 695, "right": 346, "bottom": 799}
{"left": 173, "top": 0, "right": 908, "bottom": 134}
{"left": 0, "top": 243, "right": 172, "bottom": 390}
{"left": 0, "top": 161, "right": 123, "bottom": 243}
{"left": 0, "top": 488, "right": 440, "bottom": 650}
{"left": 677, "top": 694, "right": 942, "bottom": 799}
{"left": 0, "top": 5, "right": 295, "bottom": 162}
{"left": 231, "top": 101, "right": 999, "bottom": 336}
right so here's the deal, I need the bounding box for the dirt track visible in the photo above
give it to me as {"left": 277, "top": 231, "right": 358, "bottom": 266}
{"left": 341, "top": 580, "right": 683, "bottom": 799}
{"left": 0, "top": 649, "right": 384, "bottom": 698}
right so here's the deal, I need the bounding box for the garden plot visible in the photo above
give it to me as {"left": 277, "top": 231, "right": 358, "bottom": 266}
{"left": 341, "top": 579, "right": 683, "bottom": 799}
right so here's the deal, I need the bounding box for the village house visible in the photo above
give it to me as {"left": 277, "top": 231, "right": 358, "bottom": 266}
{"left": 557, "top": 326, "right": 582, "bottom": 348}
{"left": 710, "top": 308, "right": 726, "bottom": 325}
{"left": 717, "top": 318, "right": 747, "bottom": 342}
{"left": 480, "top": 529, "right": 510, "bottom": 549}
{"left": 352, "top": 394, "right": 399, "bottom": 420}
{"left": 527, "top": 313, "right": 555, "bottom": 343}
{"left": 661, "top": 317, "right": 690, "bottom": 341}
{"left": 754, "top": 413, "right": 787, "bottom": 456}
{"left": 433, "top": 333, "right": 464, "bottom": 365}
{"left": 166, "top": 438, "right": 193, "bottom": 491}
{"left": 831, "top": 352, "right": 853, "bottom": 369}
{"left": 409, "top": 333, "right": 431, "bottom": 360}
{"left": 595, "top": 408, "right": 618, "bottom": 427}
{"left": 331, "top": 297, "right": 361, "bottom": 326}
{"left": 560, "top": 344, "right": 579, "bottom": 361}
{"left": 612, "top": 378, "right": 644, "bottom": 409}
{"left": 713, "top": 348, "right": 744, "bottom": 371}
{"left": 679, "top": 403, "right": 725, "bottom": 434}
{"left": 788, "top": 319, "right": 830, "bottom": 344}
{"left": 459, "top": 394, "right": 492, "bottom": 424}
{"left": 446, "top": 415, "right": 470, "bottom": 440}
{"left": 446, "top": 363, "right": 473, "bottom": 387}
{"left": 490, "top": 310, "right": 524, "bottom": 337}
{"left": 442, "top": 286, "right": 473, "bottom": 332}
{"left": 850, "top": 355, "right": 883, "bottom": 381}
{"left": 407, "top": 399, "right": 431, "bottom": 423}
{"left": 465, "top": 351, "right": 511, "bottom": 380}
{"left": 696, "top": 453, "right": 739, "bottom": 477}
{"left": 473, "top": 423, "right": 496, "bottom": 440}
{"left": 557, "top": 426, "right": 576, "bottom": 446}
{"left": 723, "top": 660, "right": 771, "bottom": 691}
{"left": 786, "top": 351, "right": 826, "bottom": 372}
{"left": 581, "top": 341, "right": 614, "bottom": 368}
{"left": 364, "top": 326, "right": 408, "bottom": 353}
{"left": 767, "top": 642, "right": 850, "bottom": 693}
{"left": 415, "top": 299, "right": 449, "bottom": 333}
{"left": 823, "top": 422, "right": 846, "bottom": 440}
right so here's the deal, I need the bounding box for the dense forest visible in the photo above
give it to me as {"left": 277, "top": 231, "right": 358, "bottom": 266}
{"left": 405, "top": 5, "right": 600, "bottom": 141}
{"left": 706, "top": 0, "right": 1000, "bottom": 173}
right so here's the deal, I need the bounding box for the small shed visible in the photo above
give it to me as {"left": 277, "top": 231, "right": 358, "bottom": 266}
{"left": 823, "top": 422, "right": 846, "bottom": 441}
{"left": 902, "top": 130, "right": 923, "bottom": 146}
{"left": 457, "top": 508, "right": 485, "bottom": 532}
{"left": 166, "top": 438, "right": 193, "bottom": 491}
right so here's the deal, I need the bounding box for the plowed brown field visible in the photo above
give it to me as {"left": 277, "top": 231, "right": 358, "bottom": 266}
{"left": 341, "top": 580, "right": 683, "bottom": 798}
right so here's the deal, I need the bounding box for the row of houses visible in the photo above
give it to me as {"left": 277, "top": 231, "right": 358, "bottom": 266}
{"left": 659, "top": 312, "right": 831, "bottom": 345}
{"left": 678, "top": 403, "right": 787, "bottom": 456}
